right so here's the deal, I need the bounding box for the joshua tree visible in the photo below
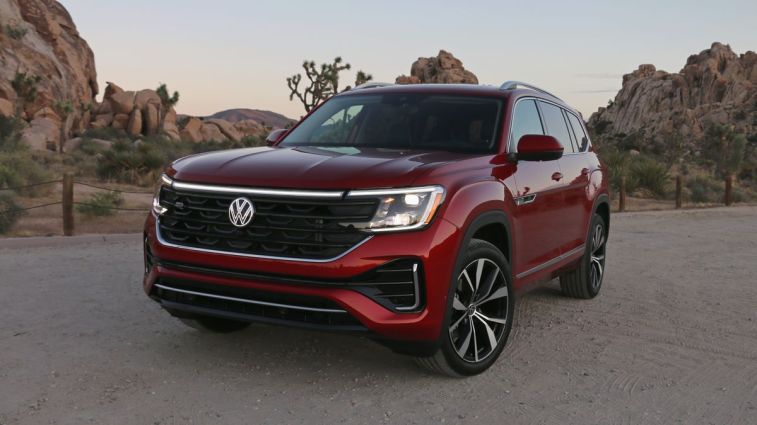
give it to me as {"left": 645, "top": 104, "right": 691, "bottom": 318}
{"left": 156, "top": 83, "right": 179, "bottom": 132}
{"left": 53, "top": 100, "right": 73, "bottom": 153}
{"left": 10, "top": 71, "right": 41, "bottom": 117}
{"left": 704, "top": 123, "right": 747, "bottom": 206}
{"left": 286, "top": 57, "right": 372, "bottom": 113}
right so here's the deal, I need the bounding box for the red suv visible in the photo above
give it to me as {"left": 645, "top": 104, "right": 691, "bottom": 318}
{"left": 144, "top": 81, "right": 609, "bottom": 376}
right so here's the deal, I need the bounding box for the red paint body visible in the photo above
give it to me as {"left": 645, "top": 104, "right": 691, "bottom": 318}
{"left": 143, "top": 84, "right": 609, "bottom": 346}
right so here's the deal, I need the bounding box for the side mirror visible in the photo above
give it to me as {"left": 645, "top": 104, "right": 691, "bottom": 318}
{"left": 516, "top": 134, "right": 564, "bottom": 161}
{"left": 265, "top": 128, "right": 288, "bottom": 146}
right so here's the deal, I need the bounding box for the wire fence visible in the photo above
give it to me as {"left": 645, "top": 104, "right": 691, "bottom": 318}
{"left": 0, "top": 177, "right": 152, "bottom": 216}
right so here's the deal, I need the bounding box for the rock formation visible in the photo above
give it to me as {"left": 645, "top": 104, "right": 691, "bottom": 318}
{"left": 588, "top": 42, "right": 757, "bottom": 147}
{"left": 0, "top": 0, "right": 98, "bottom": 150}
{"left": 395, "top": 50, "right": 478, "bottom": 85}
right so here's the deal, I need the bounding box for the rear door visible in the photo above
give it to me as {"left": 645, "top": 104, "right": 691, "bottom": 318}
{"left": 538, "top": 101, "right": 591, "bottom": 253}
{"left": 508, "top": 99, "right": 564, "bottom": 277}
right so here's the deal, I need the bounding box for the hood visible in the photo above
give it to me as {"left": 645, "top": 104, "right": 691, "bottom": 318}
{"left": 168, "top": 146, "right": 468, "bottom": 190}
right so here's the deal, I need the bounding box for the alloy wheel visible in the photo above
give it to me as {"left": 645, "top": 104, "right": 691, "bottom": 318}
{"left": 590, "top": 223, "right": 606, "bottom": 291}
{"left": 449, "top": 258, "right": 509, "bottom": 363}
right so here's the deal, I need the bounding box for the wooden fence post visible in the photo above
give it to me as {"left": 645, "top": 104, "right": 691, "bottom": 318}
{"left": 724, "top": 174, "right": 733, "bottom": 206}
{"left": 619, "top": 175, "right": 626, "bottom": 212}
{"left": 675, "top": 175, "right": 682, "bottom": 209}
{"left": 62, "top": 172, "right": 74, "bottom": 236}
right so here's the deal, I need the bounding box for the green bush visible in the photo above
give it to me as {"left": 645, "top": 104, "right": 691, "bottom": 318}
{"left": 5, "top": 23, "right": 27, "bottom": 40}
{"left": 0, "top": 116, "right": 52, "bottom": 197}
{"left": 76, "top": 191, "right": 123, "bottom": 217}
{"left": 0, "top": 192, "right": 22, "bottom": 234}
{"left": 81, "top": 127, "right": 131, "bottom": 142}
{"left": 687, "top": 175, "right": 722, "bottom": 203}
{"left": 629, "top": 156, "right": 669, "bottom": 198}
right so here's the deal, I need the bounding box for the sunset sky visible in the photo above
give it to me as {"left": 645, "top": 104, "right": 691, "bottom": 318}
{"left": 61, "top": 0, "right": 757, "bottom": 121}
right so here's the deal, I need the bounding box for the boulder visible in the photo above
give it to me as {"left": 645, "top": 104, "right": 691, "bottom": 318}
{"left": 4, "top": 0, "right": 98, "bottom": 125}
{"left": 32, "top": 106, "right": 61, "bottom": 122}
{"left": 110, "top": 91, "right": 135, "bottom": 115}
{"left": 126, "top": 108, "right": 142, "bottom": 137}
{"left": 199, "top": 122, "right": 226, "bottom": 141}
{"left": 0, "top": 98, "right": 14, "bottom": 117}
{"left": 112, "top": 113, "right": 129, "bottom": 130}
{"left": 21, "top": 117, "right": 60, "bottom": 151}
{"left": 163, "top": 122, "right": 181, "bottom": 141}
{"left": 205, "top": 118, "right": 241, "bottom": 141}
{"left": 134, "top": 89, "right": 161, "bottom": 110}
{"left": 395, "top": 50, "right": 478, "bottom": 84}
{"left": 93, "top": 112, "right": 114, "bottom": 127}
{"left": 164, "top": 107, "right": 177, "bottom": 125}
{"left": 179, "top": 117, "right": 203, "bottom": 142}
{"left": 234, "top": 119, "right": 265, "bottom": 137}
{"left": 103, "top": 82, "right": 123, "bottom": 100}
{"left": 143, "top": 103, "right": 159, "bottom": 135}
{"left": 96, "top": 100, "right": 113, "bottom": 115}
{"left": 588, "top": 42, "right": 757, "bottom": 147}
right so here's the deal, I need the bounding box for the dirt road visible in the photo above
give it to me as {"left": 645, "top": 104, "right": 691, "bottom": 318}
{"left": 1, "top": 207, "right": 756, "bottom": 424}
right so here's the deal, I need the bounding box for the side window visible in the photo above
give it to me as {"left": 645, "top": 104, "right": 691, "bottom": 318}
{"left": 539, "top": 101, "right": 575, "bottom": 153}
{"left": 566, "top": 112, "right": 589, "bottom": 152}
{"left": 510, "top": 99, "right": 544, "bottom": 151}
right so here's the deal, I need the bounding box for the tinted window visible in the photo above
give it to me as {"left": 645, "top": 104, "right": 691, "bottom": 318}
{"left": 539, "top": 101, "right": 575, "bottom": 153}
{"left": 510, "top": 99, "right": 543, "bottom": 151}
{"left": 282, "top": 94, "right": 503, "bottom": 153}
{"left": 566, "top": 112, "right": 589, "bottom": 152}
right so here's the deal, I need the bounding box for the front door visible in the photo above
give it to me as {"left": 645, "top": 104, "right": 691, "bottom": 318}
{"left": 508, "top": 99, "right": 565, "bottom": 278}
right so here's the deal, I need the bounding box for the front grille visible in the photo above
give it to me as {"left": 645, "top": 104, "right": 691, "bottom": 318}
{"left": 157, "top": 185, "right": 377, "bottom": 260}
{"left": 153, "top": 279, "right": 367, "bottom": 331}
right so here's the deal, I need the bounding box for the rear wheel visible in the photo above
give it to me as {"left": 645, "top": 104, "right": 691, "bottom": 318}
{"left": 415, "top": 239, "right": 514, "bottom": 377}
{"left": 560, "top": 213, "right": 607, "bottom": 299}
{"left": 179, "top": 316, "right": 251, "bottom": 333}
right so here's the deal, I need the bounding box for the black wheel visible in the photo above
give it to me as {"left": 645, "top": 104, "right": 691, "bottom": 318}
{"left": 415, "top": 239, "right": 514, "bottom": 377}
{"left": 179, "top": 316, "right": 251, "bottom": 333}
{"left": 560, "top": 213, "right": 607, "bottom": 299}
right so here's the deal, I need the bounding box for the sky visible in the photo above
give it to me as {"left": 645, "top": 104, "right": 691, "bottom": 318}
{"left": 60, "top": 0, "right": 757, "bottom": 120}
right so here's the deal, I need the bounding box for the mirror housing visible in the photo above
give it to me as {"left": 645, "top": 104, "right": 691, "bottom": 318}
{"left": 516, "top": 134, "right": 564, "bottom": 161}
{"left": 265, "top": 128, "right": 288, "bottom": 146}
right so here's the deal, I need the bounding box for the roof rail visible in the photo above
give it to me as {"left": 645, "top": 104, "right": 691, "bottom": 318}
{"left": 499, "top": 81, "right": 563, "bottom": 102}
{"left": 352, "top": 82, "right": 394, "bottom": 90}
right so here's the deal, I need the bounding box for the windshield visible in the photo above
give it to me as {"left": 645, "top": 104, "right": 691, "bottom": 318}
{"left": 281, "top": 93, "right": 503, "bottom": 153}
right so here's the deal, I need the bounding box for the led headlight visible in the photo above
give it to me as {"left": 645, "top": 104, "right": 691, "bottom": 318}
{"left": 347, "top": 186, "right": 445, "bottom": 232}
{"left": 152, "top": 174, "right": 172, "bottom": 216}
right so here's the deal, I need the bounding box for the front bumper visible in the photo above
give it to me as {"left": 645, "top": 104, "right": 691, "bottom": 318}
{"left": 143, "top": 212, "right": 462, "bottom": 343}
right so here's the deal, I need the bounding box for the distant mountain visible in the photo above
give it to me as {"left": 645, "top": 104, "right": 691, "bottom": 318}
{"left": 209, "top": 109, "right": 296, "bottom": 129}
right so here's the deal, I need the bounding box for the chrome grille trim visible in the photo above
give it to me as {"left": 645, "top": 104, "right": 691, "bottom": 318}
{"left": 154, "top": 283, "right": 347, "bottom": 313}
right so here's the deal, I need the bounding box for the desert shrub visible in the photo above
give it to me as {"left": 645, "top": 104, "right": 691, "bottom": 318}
{"left": 5, "top": 23, "right": 27, "bottom": 40}
{"left": 629, "top": 156, "right": 669, "bottom": 198}
{"left": 76, "top": 191, "right": 123, "bottom": 217}
{"left": 0, "top": 192, "right": 22, "bottom": 234}
{"left": 601, "top": 146, "right": 638, "bottom": 193}
{"left": 0, "top": 116, "right": 52, "bottom": 196}
{"left": 687, "top": 175, "right": 722, "bottom": 203}
{"left": 81, "top": 127, "right": 131, "bottom": 142}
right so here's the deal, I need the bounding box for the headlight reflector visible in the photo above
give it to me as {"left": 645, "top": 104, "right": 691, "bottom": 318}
{"left": 152, "top": 174, "right": 172, "bottom": 216}
{"left": 347, "top": 186, "right": 444, "bottom": 232}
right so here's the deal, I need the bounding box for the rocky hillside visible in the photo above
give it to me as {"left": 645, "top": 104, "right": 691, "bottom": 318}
{"left": 395, "top": 50, "right": 478, "bottom": 84}
{"left": 588, "top": 42, "right": 757, "bottom": 145}
{"left": 209, "top": 108, "right": 295, "bottom": 128}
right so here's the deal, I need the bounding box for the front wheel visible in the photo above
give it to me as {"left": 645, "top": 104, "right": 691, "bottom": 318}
{"left": 415, "top": 239, "right": 514, "bottom": 377}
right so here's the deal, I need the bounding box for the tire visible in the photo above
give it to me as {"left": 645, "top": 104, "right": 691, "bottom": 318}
{"left": 415, "top": 239, "right": 515, "bottom": 377}
{"left": 179, "top": 316, "right": 251, "bottom": 333}
{"left": 560, "top": 213, "right": 607, "bottom": 299}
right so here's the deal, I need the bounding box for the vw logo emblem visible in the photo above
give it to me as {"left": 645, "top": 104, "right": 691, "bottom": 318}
{"left": 228, "top": 197, "right": 255, "bottom": 228}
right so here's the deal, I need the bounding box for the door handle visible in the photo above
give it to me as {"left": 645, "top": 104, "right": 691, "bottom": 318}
{"left": 551, "top": 172, "right": 563, "bottom": 181}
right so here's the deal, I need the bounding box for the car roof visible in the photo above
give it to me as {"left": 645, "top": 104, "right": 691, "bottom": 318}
{"left": 335, "top": 83, "right": 574, "bottom": 111}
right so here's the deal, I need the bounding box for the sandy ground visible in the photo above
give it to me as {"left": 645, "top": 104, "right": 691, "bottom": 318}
{"left": 0, "top": 206, "right": 756, "bottom": 424}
